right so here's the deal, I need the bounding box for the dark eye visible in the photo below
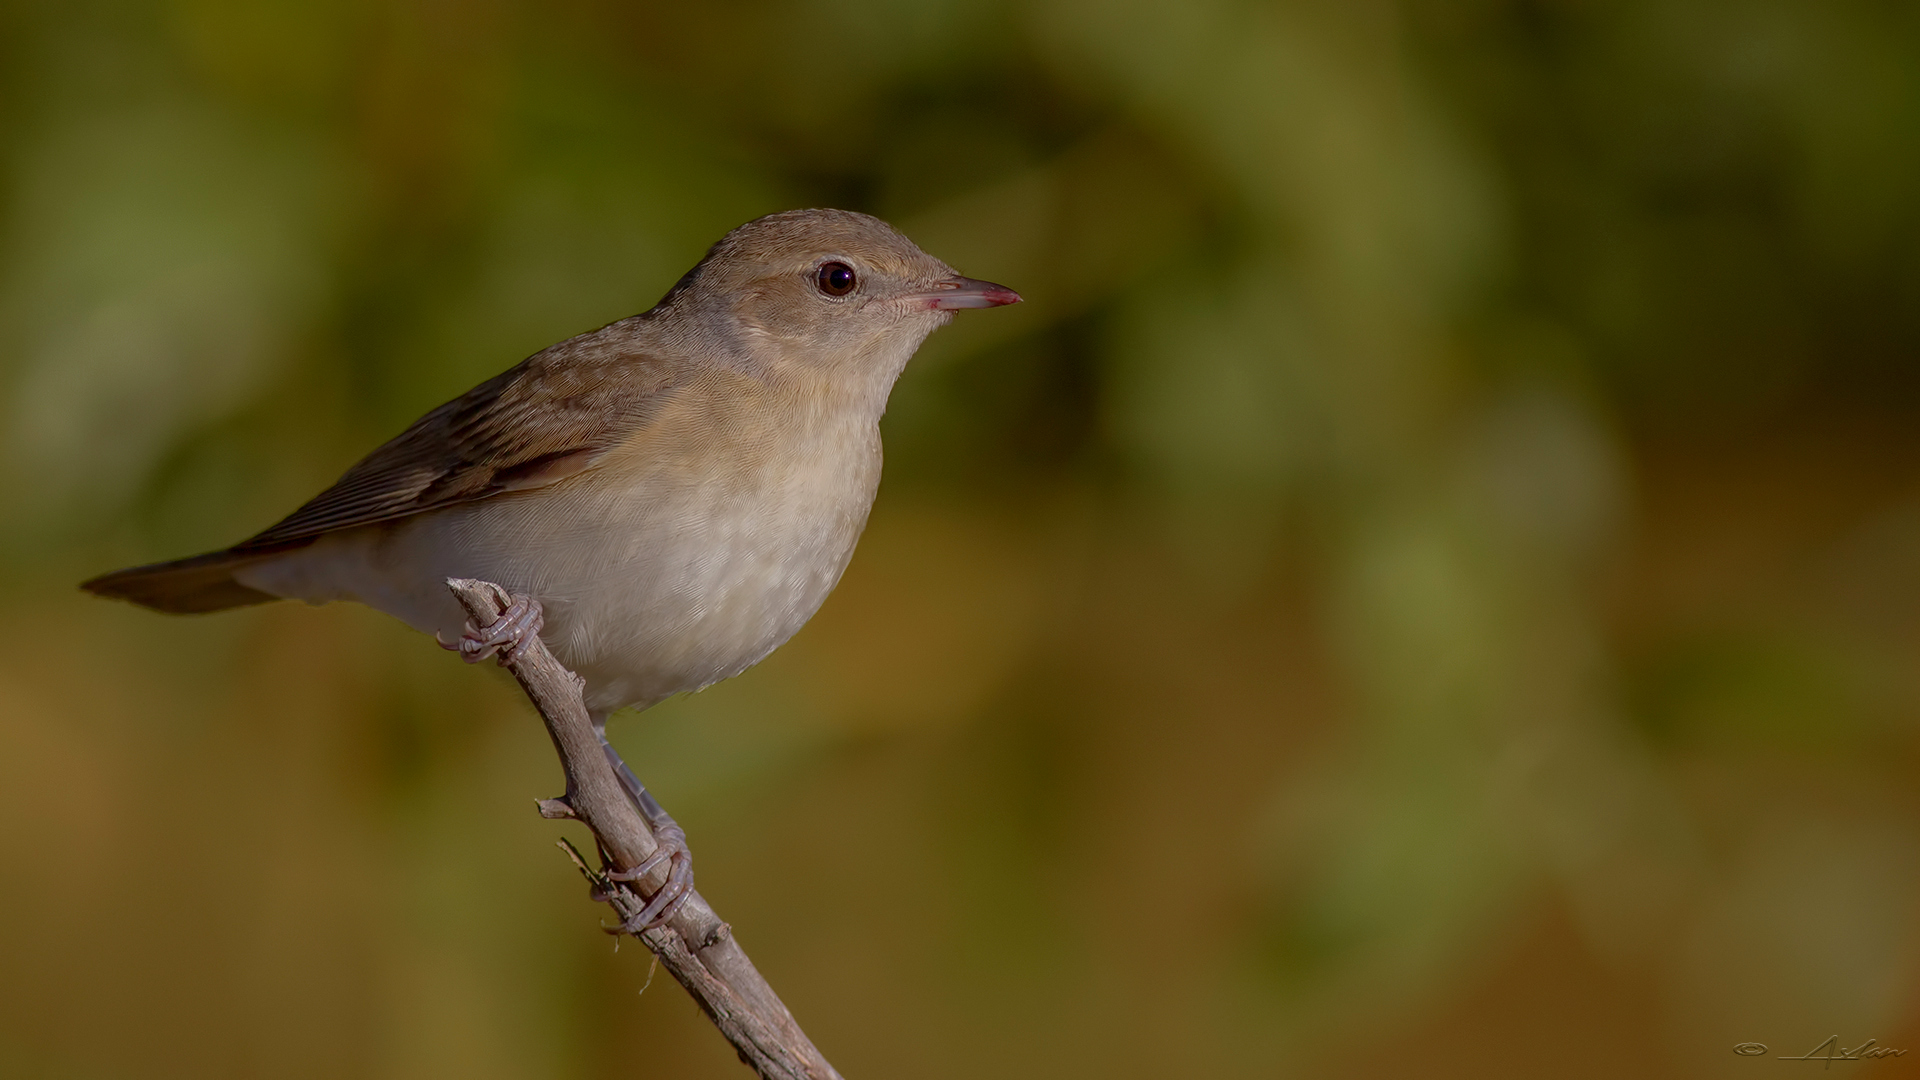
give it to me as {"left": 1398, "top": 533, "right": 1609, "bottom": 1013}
{"left": 816, "top": 261, "right": 857, "bottom": 297}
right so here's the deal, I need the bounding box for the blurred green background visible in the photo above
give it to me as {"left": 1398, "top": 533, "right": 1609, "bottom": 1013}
{"left": 4, "top": 1, "right": 1919, "bottom": 1077}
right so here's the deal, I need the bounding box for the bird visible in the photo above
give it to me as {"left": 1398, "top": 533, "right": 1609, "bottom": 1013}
{"left": 83, "top": 207, "right": 1021, "bottom": 928}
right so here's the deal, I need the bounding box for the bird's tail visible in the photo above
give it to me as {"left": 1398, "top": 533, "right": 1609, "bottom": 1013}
{"left": 81, "top": 548, "right": 289, "bottom": 614}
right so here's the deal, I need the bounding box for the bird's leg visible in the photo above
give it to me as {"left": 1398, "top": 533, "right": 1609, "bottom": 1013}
{"left": 437, "top": 591, "right": 544, "bottom": 665}
{"left": 593, "top": 716, "right": 695, "bottom": 931}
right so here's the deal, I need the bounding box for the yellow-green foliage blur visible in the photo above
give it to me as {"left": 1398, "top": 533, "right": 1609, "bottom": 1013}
{"left": 3, "top": 2, "right": 1918, "bottom": 1078}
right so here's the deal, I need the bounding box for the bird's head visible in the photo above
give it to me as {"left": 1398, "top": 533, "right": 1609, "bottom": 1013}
{"left": 660, "top": 208, "right": 1020, "bottom": 392}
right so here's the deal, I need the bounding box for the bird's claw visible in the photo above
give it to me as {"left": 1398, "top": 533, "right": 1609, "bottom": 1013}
{"left": 437, "top": 592, "right": 544, "bottom": 665}
{"left": 603, "top": 819, "right": 695, "bottom": 932}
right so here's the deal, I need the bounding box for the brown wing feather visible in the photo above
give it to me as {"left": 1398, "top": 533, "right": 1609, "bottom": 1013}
{"left": 239, "top": 320, "right": 678, "bottom": 550}
{"left": 84, "top": 319, "right": 681, "bottom": 614}
{"left": 81, "top": 326, "right": 679, "bottom": 614}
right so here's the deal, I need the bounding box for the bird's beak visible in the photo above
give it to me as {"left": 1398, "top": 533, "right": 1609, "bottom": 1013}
{"left": 912, "top": 276, "right": 1023, "bottom": 310}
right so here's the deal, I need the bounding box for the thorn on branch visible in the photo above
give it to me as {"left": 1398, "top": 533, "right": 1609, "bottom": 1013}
{"left": 556, "top": 837, "right": 610, "bottom": 890}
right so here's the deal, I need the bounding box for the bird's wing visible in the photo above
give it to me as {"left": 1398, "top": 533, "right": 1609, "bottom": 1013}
{"left": 238, "top": 332, "right": 678, "bottom": 550}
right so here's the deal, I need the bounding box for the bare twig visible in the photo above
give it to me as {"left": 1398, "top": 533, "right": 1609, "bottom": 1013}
{"left": 446, "top": 578, "right": 842, "bottom": 1080}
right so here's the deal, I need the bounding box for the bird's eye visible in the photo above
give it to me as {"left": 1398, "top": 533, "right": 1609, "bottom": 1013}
{"left": 816, "top": 261, "right": 857, "bottom": 297}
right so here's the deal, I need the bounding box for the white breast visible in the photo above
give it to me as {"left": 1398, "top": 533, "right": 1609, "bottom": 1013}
{"left": 238, "top": 405, "right": 885, "bottom": 716}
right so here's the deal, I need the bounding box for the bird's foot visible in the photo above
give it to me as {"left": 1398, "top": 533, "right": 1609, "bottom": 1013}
{"left": 602, "top": 818, "right": 695, "bottom": 932}
{"left": 437, "top": 592, "right": 544, "bottom": 665}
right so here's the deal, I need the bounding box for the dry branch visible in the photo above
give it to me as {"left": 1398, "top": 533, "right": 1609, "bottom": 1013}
{"left": 446, "top": 578, "right": 842, "bottom": 1080}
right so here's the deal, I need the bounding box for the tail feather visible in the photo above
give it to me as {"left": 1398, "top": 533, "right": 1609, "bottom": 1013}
{"left": 82, "top": 548, "right": 293, "bottom": 614}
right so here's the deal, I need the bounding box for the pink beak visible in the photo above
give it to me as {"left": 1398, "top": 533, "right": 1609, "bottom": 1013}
{"left": 916, "top": 276, "right": 1023, "bottom": 310}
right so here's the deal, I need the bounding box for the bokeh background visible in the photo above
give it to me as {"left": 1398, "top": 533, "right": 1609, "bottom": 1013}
{"left": 4, "top": 1, "right": 1919, "bottom": 1077}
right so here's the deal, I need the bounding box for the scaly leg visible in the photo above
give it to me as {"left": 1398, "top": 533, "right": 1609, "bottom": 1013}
{"left": 437, "top": 591, "right": 545, "bottom": 665}
{"left": 594, "top": 716, "right": 695, "bottom": 930}
{"left": 438, "top": 594, "right": 691, "bottom": 929}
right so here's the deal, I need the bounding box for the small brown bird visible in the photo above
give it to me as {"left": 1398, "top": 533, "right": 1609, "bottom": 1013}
{"left": 84, "top": 208, "right": 1020, "bottom": 926}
